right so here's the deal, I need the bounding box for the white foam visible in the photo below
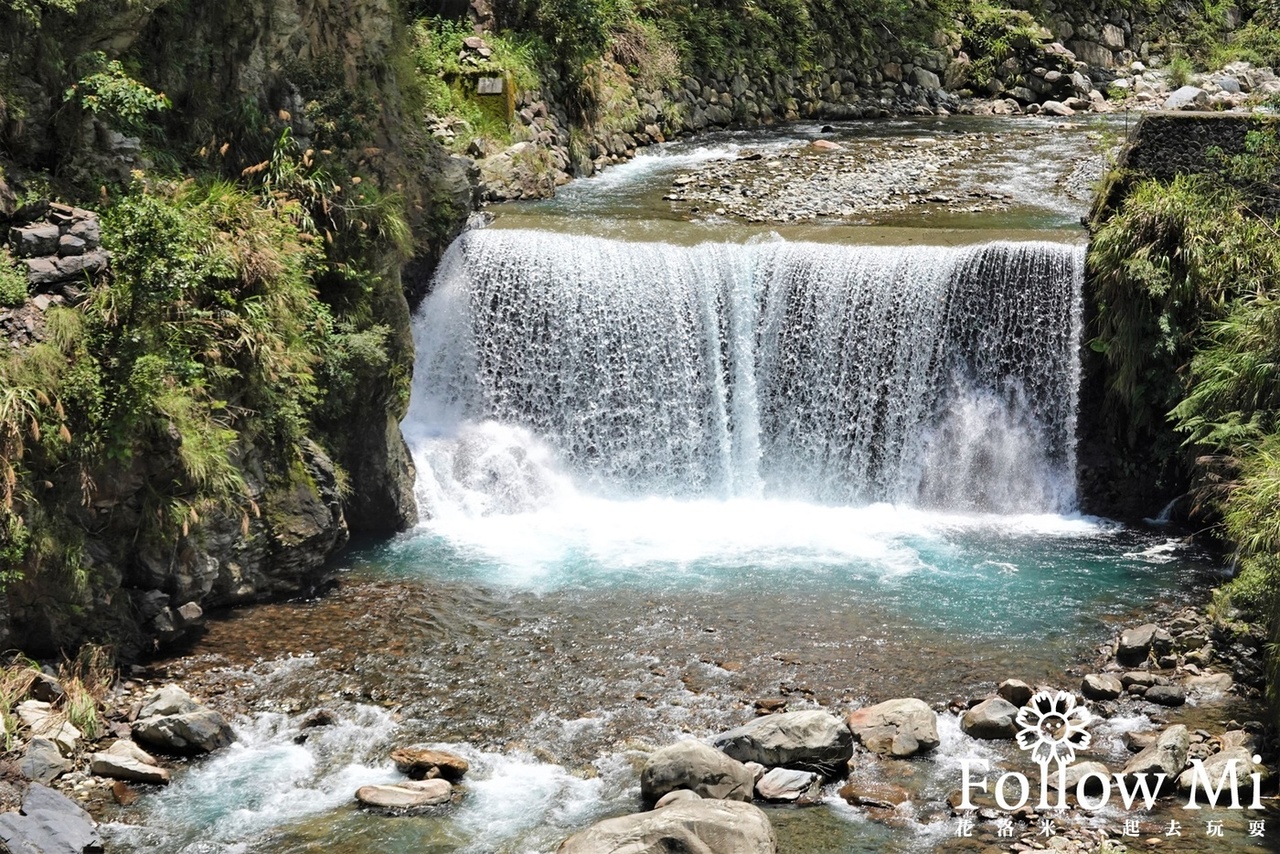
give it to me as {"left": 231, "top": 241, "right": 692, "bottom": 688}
{"left": 104, "top": 706, "right": 400, "bottom": 852}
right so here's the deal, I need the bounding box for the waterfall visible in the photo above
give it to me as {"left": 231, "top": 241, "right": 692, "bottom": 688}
{"left": 406, "top": 229, "right": 1084, "bottom": 516}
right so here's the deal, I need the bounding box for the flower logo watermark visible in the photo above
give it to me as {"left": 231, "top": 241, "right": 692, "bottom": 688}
{"left": 1015, "top": 690, "right": 1092, "bottom": 767}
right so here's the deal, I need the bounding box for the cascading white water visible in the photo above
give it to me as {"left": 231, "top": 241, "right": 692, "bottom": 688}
{"left": 406, "top": 228, "right": 1084, "bottom": 516}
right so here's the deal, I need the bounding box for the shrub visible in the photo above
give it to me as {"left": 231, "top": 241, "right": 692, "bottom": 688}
{"left": 0, "top": 249, "right": 26, "bottom": 307}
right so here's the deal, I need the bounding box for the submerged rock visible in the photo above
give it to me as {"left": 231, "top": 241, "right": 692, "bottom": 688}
{"left": 640, "top": 741, "right": 754, "bottom": 804}
{"left": 355, "top": 778, "right": 453, "bottom": 809}
{"left": 0, "top": 783, "right": 102, "bottom": 854}
{"left": 846, "top": 698, "right": 939, "bottom": 757}
{"left": 712, "top": 710, "right": 852, "bottom": 775}
{"left": 557, "top": 798, "right": 777, "bottom": 854}
{"left": 838, "top": 780, "right": 910, "bottom": 809}
{"left": 390, "top": 747, "right": 470, "bottom": 781}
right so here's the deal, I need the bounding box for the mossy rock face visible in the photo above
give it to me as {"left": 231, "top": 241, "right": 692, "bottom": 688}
{"left": 262, "top": 439, "right": 349, "bottom": 573}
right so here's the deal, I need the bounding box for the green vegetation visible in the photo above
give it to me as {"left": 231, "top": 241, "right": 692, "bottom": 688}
{"left": 1162, "top": 0, "right": 1280, "bottom": 71}
{"left": 0, "top": 163, "right": 405, "bottom": 588}
{"left": 64, "top": 51, "right": 170, "bottom": 133}
{"left": 411, "top": 19, "right": 543, "bottom": 150}
{"left": 0, "top": 646, "right": 110, "bottom": 749}
{"left": 956, "top": 1, "right": 1045, "bottom": 89}
{"left": 1090, "top": 126, "right": 1280, "bottom": 722}
{"left": 0, "top": 249, "right": 26, "bottom": 307}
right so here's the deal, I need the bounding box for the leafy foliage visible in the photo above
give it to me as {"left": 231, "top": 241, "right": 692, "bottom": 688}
{"left": 956, "top": 2, "right": 1044, "bottom": 88}
{"left": 1, "top": 0, "right": 83, "bottom": 26}
{"left": 1092, "top": 126, "right": 1280, "bottom": 723}
{"left": 0, "top": 249, "right": 26, "bottom": 307}
{"left": 64, "top": 52, "right": 170, "bottom": 133}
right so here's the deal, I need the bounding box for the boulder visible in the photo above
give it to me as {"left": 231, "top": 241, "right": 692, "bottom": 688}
{"left": 846, "top": 699, "right": 939, "bottom": 757}
{"left": 961, "top": 697, "right": 1019, "bottom": 739}
{"left": 1049, "top": 760, "right": 1110, "bottom": 794}
{"left": 390, "top": 747, "right": 469, "bottom": 781}
{"left": 557, "top": 798, "right": 777, "bottom": 854}
{"left": 654, "top": 789, "right": 700, "bottom": 808}
{"left": 1067, "top": 40, "right": 1114, "bottom": 69}
{"left": 18, "top": 738, "right": 72, "bottom": 786}
{"left": 1081, "top": 674, "right": 1123, "bottom": 700}
{"left": 909, "top": 68, "right": 941, "bottom": 89}
{"left": 997, "top": 679, "right": 1033, "bottom": 707}
{"left": 1177, "top": 748, "right": 1268, "bottom": 794}
{"left": 0, "top": 783, "right": 102, "bottom": 854}
{"left": 712, "top": 710, "right": 852, "bottom": 775}
{"left": 1187, "top": 673, "right": 1233, "bottom": 695}
{"left": 1118, "top": 624, "right": 1172, "bottom": 662}
{"left": 355, "top": 778, "right": 452, "bottom": 809}
{"left": 1040, "top": 100, "right": 1075, "bottom": 116}
{"left": 1121, "top": 671, "right": 1157, "bottom": 688}
{"left": 16, "top": 701, "right": 80, "bottom": 756}
{"left": 1164, "top": 86, "right": 1208, "bottom": 110}
{"left": 754, "top": 767, "right": 821, "bottom": 803}
{"left": 1123, "top": 725, "right": 1190, "bottom": 785}
{"left": 1124, "top": 730, "right": 1157, "bottom": 753}
{"left": 90, "top": 740, "right": 170, "bottom": 785}
{"left": 640, "top": 741, "right": 754, "bottom": 804}
{"left": 133, "top": 707, "right": 234, "bottom": 755}
{"left": 1219, "top": 730, "right": 1262, "bottom": 753}
{"left": 9, "top": 223, "right": 60, "bottom": 258}
{"left": 1144, "top": 685, "right": 1186, "bottom": 707}
{"left": 137, "top": 685, "right": 200, "bottom": 719}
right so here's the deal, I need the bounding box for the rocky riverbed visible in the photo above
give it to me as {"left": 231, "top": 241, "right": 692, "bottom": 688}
{"left": 657, "top": 125, "right": 1108, "bottom": 225}
{"left": 0, "top": 559, "right": 1271, "bottom": 854}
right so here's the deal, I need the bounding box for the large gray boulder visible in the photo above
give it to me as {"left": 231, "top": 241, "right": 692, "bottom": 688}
{"left": 133, "top": 708, "right": 234, "bottom": 755}
{"left": 1123, "top": 725, "right": 1190, "bottom": 786}
{"left": 712, "top": 710, "right": 852, "bottom": 775}
{"left": 1081, "top": 674, "right": 1123, "bottom": 700}
{"left": 846, "top": 698, "right": 939, "bottom": 757}
{"left": 1118, "top": 624, "right": 1159, "bottom": 662}
{"left": 132, "top": 685, "right": 234, "bottom": 755}
{"left": 1164, "top": 86, "right": 1208, "bottom": 110}
{"left": 961, "top": 697, "right": 1020, "bottom": 739}
{"left": 557, "top": 798, "right": 777, "bottom": 854}
{"left": 18, "top": 738, "right": 72, "bottom": 786}
{"left": 0, "top": 783, "right": 102, "bottom": 854}
{"left": 640, "top": 741, "right": 754, "bottom": 804}
{"left": 137, "top": 684, "right": 199, "bottom": 718}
